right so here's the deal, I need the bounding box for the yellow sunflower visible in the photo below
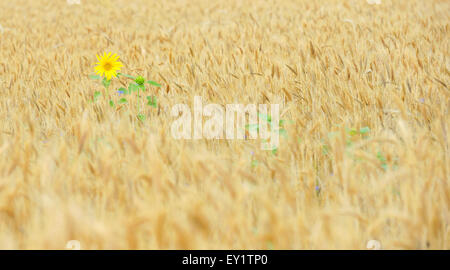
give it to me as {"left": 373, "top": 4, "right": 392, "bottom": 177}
{"left": 94, "top": 52, "right": 123, "bottom": 80}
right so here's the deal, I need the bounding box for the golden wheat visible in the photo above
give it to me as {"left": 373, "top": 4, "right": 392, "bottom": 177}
{"left": 0, "top": 0, "right": 448, "bottom": 249}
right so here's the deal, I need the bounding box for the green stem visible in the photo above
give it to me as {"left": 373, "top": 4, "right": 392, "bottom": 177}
{"left": 137, "top": 87, "right": 140, "bottom": 114}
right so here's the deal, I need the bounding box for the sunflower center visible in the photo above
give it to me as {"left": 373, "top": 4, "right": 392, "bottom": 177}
{"left": 103, "top": 62, "right": 113, "bottom": 71}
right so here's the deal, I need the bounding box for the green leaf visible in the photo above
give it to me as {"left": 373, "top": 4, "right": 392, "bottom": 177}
{"left": 359, "top": 126, "right": 370, "bottom": 134}
{"left": 245, "top": 124, "right": 259, "bottom": 132}
{"left": 117, "top": 73, "right": 135, "bottom": 79}
{"left": 376, "top": 151, "right": 388, "bottom": 170}
{"left": 146, "top": 96, "right": 157, "bottom": 108}
{"left": 279, "top": 128, "right": 288, "bottom": 138}
{"left": 117, "top": 87, "right": 127, "bottom": 94}
{"left": 322, "top": 144, "right": 329, "bottom": 155}
{"left": 137, "top": 114, "right": 145, "bottom": 121}
{"left": 139, "top": 84, "right": 146, "bottom": 91}
{"left": 376, "top": 151, "right": 386, "bottom": 162}
{"left": 258, "top": 113, "right": 271, "bottom": 123}
{"left": 118, "top": 98, "right": 127, "bottom": 104}
{"left": 109, "top": 100, "right": 114, "bottom": 107}
{"left": 129, "top": 83, "right": 139, "bottom": 92}
{"left": 89, "top": 74, "right": 101, "bottom": 80}
{"left": 348, "top": 128, "right": 358, "bottom": 136}
{"left": 279, "top": 119, "right": 294, "bottom": 126}
{"left": 93, "top": 91, "right": 101, "bottom": 102}
{"left": 102, "top": 78, "right": 111, "bottom": 89}
{"left": 147, "top": 80, "right": 161, "bottom": 87}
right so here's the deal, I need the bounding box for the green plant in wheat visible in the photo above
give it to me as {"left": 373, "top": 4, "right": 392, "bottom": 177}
{"left": 245, "top": 113, "right": 292, "bottom": 155}
{"left": 88, "top": 53, "right": 161, "bottom": 121}
{"left": 89, "top": 73, "right": 160, "bottom": 116}
{"left": 115, "top": 73, "right": 161, "bottom": 121}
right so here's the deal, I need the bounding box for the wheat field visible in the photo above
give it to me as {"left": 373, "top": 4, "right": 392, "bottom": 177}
{"left": 0, "top": 0, "right": 448, "bottom": 249}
